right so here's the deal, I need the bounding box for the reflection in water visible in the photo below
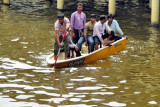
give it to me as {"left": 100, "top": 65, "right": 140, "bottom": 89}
{"left": 0, "top": 0, "right": 160, "bottom": 107}
{"left": 1, "top": 5, "right": 9, "bottom": 12}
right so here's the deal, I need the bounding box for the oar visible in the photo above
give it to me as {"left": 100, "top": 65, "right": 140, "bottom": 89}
{"left": 54, "top": 31, "right": 67, "bottom": 67}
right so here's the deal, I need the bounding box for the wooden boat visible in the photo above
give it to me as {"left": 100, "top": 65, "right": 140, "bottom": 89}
{"left": 46, "top": 38, "right": 127, "bottom": 68}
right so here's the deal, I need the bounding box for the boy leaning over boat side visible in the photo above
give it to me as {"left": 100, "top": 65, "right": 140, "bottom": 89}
{"left": 102, "top": 14, "right": 127, "bottom": 42}
{"left": 54, "top": 14, "right": 70, "bottom": 60}
{"left": 93, "top": 15, "right": 112, "bottom": 50}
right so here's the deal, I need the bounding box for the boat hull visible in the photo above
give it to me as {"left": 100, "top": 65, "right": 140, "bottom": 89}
{"left": 46, "top": 38, "right": 127, "bottom": 68}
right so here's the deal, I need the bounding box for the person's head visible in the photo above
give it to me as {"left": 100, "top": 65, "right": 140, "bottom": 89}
{"left": 57, "top": 13, "right": 64, "bottom": 24}
{"left": 107, "top": 14, "right": 114, "bottom": 22}
{"left": 90, "top": 14, "right": 96, "bottom": 23}
{"left": 100, "top": 15, "right": 106, "bottom": 24}
{"left": 77, "top": 3, "right": 83, "bottom": 12}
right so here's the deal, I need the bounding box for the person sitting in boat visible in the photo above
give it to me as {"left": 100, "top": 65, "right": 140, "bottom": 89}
{"left": 102, "top": 14, "right": 127, "bottom": 43}
{"left": 84, "top": 14, "right": 97, "bottom": 53}
{"left": 76, "top": 14, "right": 97, "bottom": 54}
{"left": 93, "top": 15, "right": 112, "bottom": 50}
{"left": 54, "top": 14, "right": 70, "bottom": 60}
{"left": 60, "top": 36, "right": 79, "bottom": 58}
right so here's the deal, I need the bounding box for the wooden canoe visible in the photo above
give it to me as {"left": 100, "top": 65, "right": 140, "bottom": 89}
{"left": 46, "top": 38, "right": 127, "bottom": 68}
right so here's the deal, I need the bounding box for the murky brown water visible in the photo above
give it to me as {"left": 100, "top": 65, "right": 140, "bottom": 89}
{"left": 0, "top": 1, "right": 160, "bottom": 107}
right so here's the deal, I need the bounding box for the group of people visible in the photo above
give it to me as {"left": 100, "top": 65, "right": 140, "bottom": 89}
{"left": 54, "top": 3, "right": 127, "bottom": 60}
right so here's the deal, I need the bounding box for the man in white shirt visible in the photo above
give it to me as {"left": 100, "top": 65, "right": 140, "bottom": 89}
{"left": 93, "top": 15, "right": 111, "bottom": 50}
{"left": 103, "top": 14, "right": 127, "bottom": 42}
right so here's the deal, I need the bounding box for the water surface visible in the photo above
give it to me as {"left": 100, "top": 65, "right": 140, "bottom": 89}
{"left": 0, "top": 1, "right": 160, "bottom": 107}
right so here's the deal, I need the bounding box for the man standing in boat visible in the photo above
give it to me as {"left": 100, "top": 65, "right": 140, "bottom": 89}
{"left": 103, "top": 14, "right": 127, "bottom": 42}
{"left": 93, "top": 15, "right": 111, "bottom": 50}
{"left": 71, "top": 3, "right": 86, "bottom": 56}
{"left": 54, "top": 14, "right": 70, "bottom": 60}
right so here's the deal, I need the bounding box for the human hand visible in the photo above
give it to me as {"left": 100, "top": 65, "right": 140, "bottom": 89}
{"left": 108, "top": 30, "right": 111, "bottom": 35}
{"left": 123, "top": 35, "right": 128, "bottom": 39}
{"left": 58, "top": 43, "right": 62, "bottom": 48}
{"left": 74, "top": 46, "right": 79, "bottom": 51}
{"left": 72, "top": 32, "right": 75, "bottom": 38}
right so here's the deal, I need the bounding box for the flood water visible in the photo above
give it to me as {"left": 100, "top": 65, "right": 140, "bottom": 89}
{"left": 0, "top": 0, "right": 160, "bottom": 107}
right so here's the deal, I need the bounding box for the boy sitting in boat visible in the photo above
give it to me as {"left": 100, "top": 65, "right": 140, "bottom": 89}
{"left": 60, "top": 36, "right": 80, "bottom": 58}
{"left": 54, "top": 14, "right": 70, "bottom": 60}
{"left": 76, "top": 14, "right": 97, "bottom": 54}
{"left": 102, "top": 14, "right": 127, "bottom": 43}
{"left": 93, "top": 15, "right": 112, "bottom": 50}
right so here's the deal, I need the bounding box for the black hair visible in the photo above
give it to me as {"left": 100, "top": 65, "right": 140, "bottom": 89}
{"left": 77, "top": 3, "right": 83, "bottom": 7}
{"left": 100, "top": 15, "right": 106, "bottom": 20}
{"left": 90, "top": 14, "right": 96, "bottom": 18}
{"left": 57, "top": 14, "right": 64, "bottom": 18}
{"left": 107, "top": 14, "right": 114, "bottom": 19}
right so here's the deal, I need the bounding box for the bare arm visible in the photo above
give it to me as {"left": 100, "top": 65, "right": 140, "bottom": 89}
{"left": 55, "top": 30, "right": 62, "bottom": 48}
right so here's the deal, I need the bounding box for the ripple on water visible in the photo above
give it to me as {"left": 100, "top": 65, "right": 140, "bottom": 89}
{"left": 119, "top": 80, "right": 127, "bottom": 83}
{"left": 32, "top": 69, "right": 54, "bottom": 73}
{"left": 104, "top": 86, "right": 119, "bottom": 89}
{"left": 59, "top": 104, "right": 97, "bottom": 107}
{"left": 91, "top": 92, "right": 114, "bottom": 95}
{"left": 6, "top": 74, "right": 17, "bottom": 77}
{"left": 5, "top": 90, "right": 25, "bottom": 94}
{"left": 70, "top": 77, "right": 95, "bottom": 82}
{"left": 11, "top": 38, "right": 19, "bottom": 41}
{"left": 16, "top": 95, "right": 34, "bottom": 99}
{"left": 23, "top": 46, "right": 27, "bottom": 48}
{"left": 30, "top": 91, "right": 60, "bottom": 97}
{"left": 0, "top": 58, "right": 42, "bottom": 70}
{"left": 28, "top": 51, "right": 34, "bottom": 53}
{"left": 0, "top": 76, "right": 8, "bottom": 79}
{"left": 26, "top": 61, "right": 33, "bottom": 64}
{"left": 19, "top": 42, "right": 28, "bottom": 45}
{"left": 24, "top": 73, "right": 35, "bottom": 77}
{"left": 103, "top": 102, "right": 126, "bottom": 107}
{"left": 76, "top": 86, "right": 102, "bottom": 90}
{"left": 69, "top": 98, "right": 81, "bottom": 102}
{"left": 85, "top": 67, "right": 101, "bottom": 70}
{"left": 134, "top": 92, "right": 141, "bottom": 94}
{"left": 19, "top": 58, "right": 26, "bottom": 61}
{"left": 40, "top": 98, "right": 66, "bottom": 104}
{"left": 0, "top": 84, "right": 35, "bottom": 90}
{"left": 91, "top": 98, "right": 104, "bottom": 102}
{"left": 148, "top": 101, "right": 158, "bottom": 105}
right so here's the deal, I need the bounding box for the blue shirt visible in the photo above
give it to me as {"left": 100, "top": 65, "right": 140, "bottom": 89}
{"left": 106, "top": 20, "right": 124, "bottom": 36}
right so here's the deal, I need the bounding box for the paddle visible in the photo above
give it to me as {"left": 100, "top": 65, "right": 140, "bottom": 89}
{"left": 54, "top": 31, "right": 67, "bottom": 67}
